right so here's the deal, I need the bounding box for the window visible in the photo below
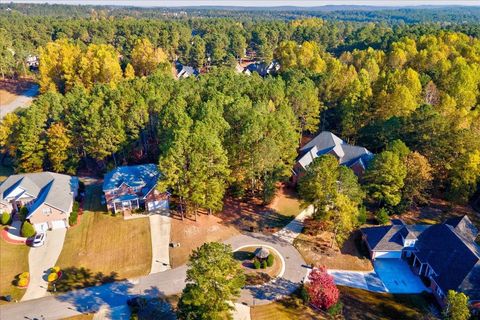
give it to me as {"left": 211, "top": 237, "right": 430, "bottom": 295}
{"left": 42, "top": 207, "right": 52, "bottom": 215}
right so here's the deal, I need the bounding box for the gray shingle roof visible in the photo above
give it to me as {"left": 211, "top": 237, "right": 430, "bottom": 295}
{"left": 297, "top": 131, "right": 373, "bottom": 171}
{"left": 362, "top": 216, "right": 480, "bottom": 300}
{"left": 0, "top": 172, "right": 78, "bottom": 215}
{"left": 103, "top": 164, "right": 159, "bottom": 198}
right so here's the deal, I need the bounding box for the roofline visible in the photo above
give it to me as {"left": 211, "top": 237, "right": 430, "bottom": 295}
{"left": 27, "top": 200, "right": 72, "bottom": 218}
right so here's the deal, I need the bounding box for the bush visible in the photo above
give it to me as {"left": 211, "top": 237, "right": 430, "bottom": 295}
{"left": 253, "top": 259, "right": 261, "bottom": 269}
{"left": 327, "top": 301, "right": 343, "bottom": 316}
{"left": 261, "top": 260, "right": 268, "bottom": 269}
{"left": 69, "top": 202, "right": 79, "bottom": 226}
{"left": 299, "top": 284, "right": 310, "bottom": 305}
{"left": 48, "top": 273, "right": 58, "bottom": 282}
{"left": 17, "top": 278, "right": 28, "bottom": 287}
{"left": 376, "top": 208, "right": 390, "bottom": 225}
{"left": 51, "top": 266, "right": 60, "bottom": 273}
{"left": 18, "top": 207, "right": 28, "bottom": 221}
{"left": 266, "top": 254, "right": 274, "bottom": 267}
{"left": 78, "top": 181, "right": 86, "bottom": 192}
{"left": 21, "top": 221, "right": 35, "bottom": 238}
{"left": 1, "top": 212, "right": 11, "bottom": 225}
{"left": 19, "top": 272, "right": 29, "bottom": 279}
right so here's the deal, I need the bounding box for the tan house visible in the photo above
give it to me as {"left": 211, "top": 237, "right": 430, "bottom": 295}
{"left": 0, "top": 172, "right": 79, "bottom": 232}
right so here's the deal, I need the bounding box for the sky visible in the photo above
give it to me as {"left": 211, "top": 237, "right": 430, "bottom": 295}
{"left": 6, "top": 0, "right": 480, "bottom": 7}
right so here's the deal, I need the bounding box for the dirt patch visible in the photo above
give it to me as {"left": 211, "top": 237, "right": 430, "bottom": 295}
{"left": 396, "top": 198, "right": 480, "bottom": 228}
{"left": 294, "top": 221, "right": 373, "bottom": 271}
{"left": 218, "top": 196, "right": 295, "bottom": 234}
{"left": 268, "top": 184, "right": 303, "bottom": 217}
{"left": 169, "top": 213, "right": 239, "bottom": 268}
{"left": 0, "top": 78, "right": 36, "bottom": 106}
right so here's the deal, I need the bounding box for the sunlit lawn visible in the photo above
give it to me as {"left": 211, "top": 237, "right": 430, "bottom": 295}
{"left": 55, "top": 181, "right": 152, "bottom": 289}
{"left": 250, "top": 297, "right": 321, "bottom": 320}
{"left": 0, "top": 240, "right": 29, "bottom": 304}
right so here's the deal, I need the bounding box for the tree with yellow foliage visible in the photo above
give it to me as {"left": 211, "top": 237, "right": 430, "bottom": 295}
{"left": 131, "top": 38, "right": 168, "bottom": 77}
{"left": 79, "top": 44, "right": 123, "bottom": 89}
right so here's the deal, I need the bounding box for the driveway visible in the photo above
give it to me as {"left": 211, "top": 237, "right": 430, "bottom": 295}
{"left": 273, "top": 205, "right": 313, "bottom": 243}
{"left": 327, "top": 269, "right": 387, "bottom": 292}
{"left": 21, "top": 228, "right": 67, "bottom": 301}
{"left": 0, "top": 84, "right": 39, "bottom": 119}
{"left": 374, "top": 259, "right": 427, "bottom": 293}
{"left": 149, "top": 214, "right": 171, "bottom": 274}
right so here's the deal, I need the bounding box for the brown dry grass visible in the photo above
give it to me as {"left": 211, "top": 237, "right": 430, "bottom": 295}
{"left": 169, "top": 213, "right": 239, "bottom": 268}
{"left": 250, "top": 296, "right": 324, "bottom": 320}
{"left": 0, "top": 78, "right": 36, "bottom": 106}
{"left": 268, "top": 185, "right": 303, "bottom": 217}
{"left": 0, "top": 240, "right": 29, "bottom": 304}
{"left": 56, "top": 212, "right": 152, "bottom": 280}
{"left": 61, "top": 315, "right": 94, "bottom": 320}
{"left": 294, "top": 227, "right": 373, "bottom": 271}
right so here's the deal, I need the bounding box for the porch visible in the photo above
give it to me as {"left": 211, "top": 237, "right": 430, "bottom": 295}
{"left": 113, "top": 195, "right": 141, "bottom": 213}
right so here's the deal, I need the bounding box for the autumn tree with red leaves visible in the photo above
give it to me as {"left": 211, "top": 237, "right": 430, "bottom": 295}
{"left": 306, "top": 267, "right": 339, "bottom": 310}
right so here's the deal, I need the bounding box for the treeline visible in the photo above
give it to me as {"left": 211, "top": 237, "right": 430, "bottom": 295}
{"left": 2, "top": 3, "right": 480, "bottom": 24}
{"left": 1, "top": 7, "right": 480, "bottom": 78}
{"left": 1, "top": 27, "right": 479, "bottom": 218}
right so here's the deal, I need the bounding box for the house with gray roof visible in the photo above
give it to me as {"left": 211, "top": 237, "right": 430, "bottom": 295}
{"left": 103, "top": 164, "right": 169, "bottom": 214}
{"left": 361, "top": 215, "right": 480, "bottom": 306}
{"left": 292, "top": 131, "right": 373, "bottom": 182}
{"left": 0, "top": 172, "right": 79, "bottom": 232}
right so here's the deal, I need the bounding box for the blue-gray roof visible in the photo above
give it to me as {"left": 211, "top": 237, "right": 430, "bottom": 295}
{"left": 103, "top": 164, "right": 159, "bottom": 197}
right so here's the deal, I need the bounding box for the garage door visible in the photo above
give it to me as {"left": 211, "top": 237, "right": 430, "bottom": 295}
{"left": 147, "top": 200, "right": 169, "bottom": 211}
{"left": 374, "top": 251, "right": 401, "bottom": 259}
{"left": 51, "top": 219, "right": 67, "bottom": 229}
{"left": 34, "top": 222, "right": 48, "bottom": 233}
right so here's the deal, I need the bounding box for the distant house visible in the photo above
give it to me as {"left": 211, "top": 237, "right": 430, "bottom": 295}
{"left": 26, "top": 55, "right": 39, "bottom": 69}
{"left": 0, "top": 172, "right": 79, "bottom": 232}
{"left": 175, "top": 62, "right": 199, "bottom": 79}
{"left": 103, "top": 164, "right": 169, "bottom": 214}
{"left": 245, "top": 61, "right": 280, "bottom": 77}
{"left": 292, "top": 131, "right": 373, "bottom": 182}
{"left": 362, "top": 216, "right": 480, "bottom": 306}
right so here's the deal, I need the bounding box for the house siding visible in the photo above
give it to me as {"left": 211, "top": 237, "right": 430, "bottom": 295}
{"left": 28, "top": 203, "right": 70, "bottom": 227}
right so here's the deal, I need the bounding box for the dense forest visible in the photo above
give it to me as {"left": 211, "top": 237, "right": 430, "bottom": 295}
{"left": 0, "top": 4, "right": 479, "bottom": 221}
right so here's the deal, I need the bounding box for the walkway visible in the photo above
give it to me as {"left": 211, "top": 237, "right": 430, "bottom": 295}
{"left": 273, "top": 205, "right": 313, "bottom": 243}
{"left": 149, "top": 214, "right": 171, "bottom": 274}
{"left": 21, "top": 228, "right": 67, "bottom": 301}
{"left": 1, "top": 219, "right": 27, "bottom": 244}
{"left": 0, "top": 84, "right": 39, "bottom": 119}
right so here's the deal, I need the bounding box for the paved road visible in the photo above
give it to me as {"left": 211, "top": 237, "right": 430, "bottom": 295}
{"left": 21, "top": 228, "right": 67, "bottom": 301}
{"left": 0, "top": 84, "right": 39, "bottom": 119}
{"left": 0, "top": 233, "right": 308, "bottom": 320}
{"left": 149, "top": 214, "right": 171, "bottom": 274}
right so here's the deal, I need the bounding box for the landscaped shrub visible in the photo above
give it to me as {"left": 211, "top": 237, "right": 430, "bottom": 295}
{"left": 261, "top": 260, "right": 268, "bottom": 269}
{"left": 376, "top": 208, "right": 390, "bottom": 225}
{"left": 69, "top": 201, "right": 80, "bottom": 226}
{"left": 48, "top": 272, "right": 58, "bottom": 282}
{"left": 18, "top": 207, "right": 28, "bottom": 221}
{"left": 1, "top": 212, "right": 11, "bottom": 225}
{"left": 51, "top": 266, "right": 60, "bottom": 273}
{"left": 253, "top": 259, "right": 261, "bottom": 269}
{"left": 266, "top": 254, "right": 274, "bottom": 267}
{"left": 21, "top": 221, "right": 35, "bottom": 238}
{"left": 19, "top": 272, "right": 29, "bottom": 279}
{"left": 17, "top": 277, "right": 28, "bottom": 287}
{"left": 299, "top": 284, "right": 310, "bottom": 305}
{"left": 327, "top": 301, "right": 343, "bottom": 316}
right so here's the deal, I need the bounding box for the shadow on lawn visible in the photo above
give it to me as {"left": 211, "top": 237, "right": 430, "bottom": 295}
{"left": 246, "top": 277, "right": 299, "bottom": 302}
{"left": 219, "top": 197, "right": 295, "bottom": 234}
{"left": 51, "top": 267, "right": 122, "bottom": 293}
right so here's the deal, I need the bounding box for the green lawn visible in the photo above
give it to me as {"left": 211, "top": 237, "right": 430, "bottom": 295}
{"left": 0, "top": 240, "right": 29, "bottom": 303}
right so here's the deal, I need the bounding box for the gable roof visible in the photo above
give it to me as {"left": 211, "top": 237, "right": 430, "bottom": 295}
{"left": 297, "top": 131, "right": 373, "bottom": 172}
{"left": 362, "top": 216, "right": 480, "bottom": 300}
{"left": 0, "top": 172, "right": 78, "bottom": 215}
{"left": 103, "top": 164, "right": 159, "bottom": 198}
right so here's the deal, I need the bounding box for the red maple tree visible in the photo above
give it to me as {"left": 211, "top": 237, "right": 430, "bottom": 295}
{"left": 306, "top": 266, "right": 339, "bottom": 310}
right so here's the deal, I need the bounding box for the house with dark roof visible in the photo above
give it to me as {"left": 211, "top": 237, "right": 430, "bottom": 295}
{"left": 103, "top": 164, "right": 169, "bottom": 214}
{"left": 0, "top": 172, "right": 79, "bottom": 232}
{"left": 361, "top": 216, "right": 480, "bottom": 306}
{"left": 292, "top": 131, "right": 373, "bottom": 183}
